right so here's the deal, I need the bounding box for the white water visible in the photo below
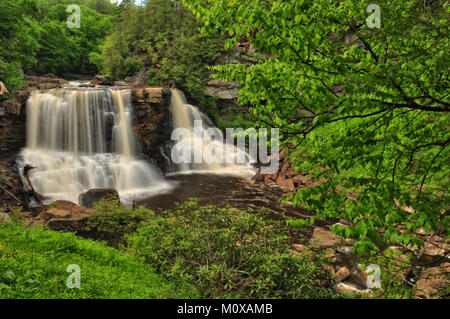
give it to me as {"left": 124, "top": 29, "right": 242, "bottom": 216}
{"left": 18, "top": 87, "right": 173, "bottom": 205}
{"left": 169, "top": 89, "right": 256, "bottom": 178}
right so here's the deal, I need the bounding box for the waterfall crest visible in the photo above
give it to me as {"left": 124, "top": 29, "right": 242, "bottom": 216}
{"left": 18, "top": 87, "right": 173, "bottom": 205}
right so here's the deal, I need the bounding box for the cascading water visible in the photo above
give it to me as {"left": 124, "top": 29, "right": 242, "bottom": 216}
{"left": 169, "top": 89, "right": 256, "bottom": 177}
{"left": 18, "top": 87, "right": 173, "bottom": 205}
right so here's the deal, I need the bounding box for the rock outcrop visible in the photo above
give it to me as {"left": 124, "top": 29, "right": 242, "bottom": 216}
{"left": 131, "top": 86, "right": 172, "bottom": 169}
{"left": 253, "top": 147, "right": 318, "bottom": 193}
{"left": 79, "top": 189, "right": 120, "bottom": 208}
{"left": 205, "top": 79, "right": 241, "bottom": 100}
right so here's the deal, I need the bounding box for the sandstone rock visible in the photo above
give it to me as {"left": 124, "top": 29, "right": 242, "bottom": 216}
{"left": 423, "top": 234, "right": 448, "bottom": 257}
{"left": 23, "top": 76, "right": 68, "bottom": 86}
{"left": 336, "top": 267, "right": 351, "bottom": 282}
{"left": 114, "top": 81, "right": 130, "bottom": 87}
{"left": 132, "top": 87, "right": 167, "bottom": 104}
{"left": 310, "top": 227, "right": 340, "bottom": 248}
{"left": 336, "top": 245, "right": 354, "bottom": 255}
{"left": 205, "top": 78, "right": 241, "bottom": 99}
{"left": 292, "top": 243, "right": 310, "bottom": 253}
{"left": 253, "top": 172, "right": 264, "bottom": 183}
{"left": 335, "top": 282, "right": 374, "bottom": 297}
{"left": 47, "top": 217, "right": 88, "bottom": 233}
{"left": 415, "top": 262, "right": 450, "bottom": 298}
{"left": 291, "top": 174, "right": 309, "bottom": 185}
{"left": 276, "top": 175, "right": 295, "bottom": 191}
{"left": 78, "top": 189, "right": 120, "bottom": 208}
{"left": 0, "top": 81, "right": 8, "bottom": 96}
{"left": 36, "top": 83, "right": 62, "bottom": 90}
{"left": 264, "top": 175, "right": 276, "bottom": 185}
{"left": 46, "top": 200, "right": 96, "bottom": 219}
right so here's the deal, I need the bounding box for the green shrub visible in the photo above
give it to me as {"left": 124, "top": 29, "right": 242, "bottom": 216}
{"left": 126, "top": 199, "right": 338, "bottom": 299}
{"left": 85, "top": 199, "right": 156, "bottom": 246}
{"left": 0, "top": 222, "right": 198, "bottom": 299}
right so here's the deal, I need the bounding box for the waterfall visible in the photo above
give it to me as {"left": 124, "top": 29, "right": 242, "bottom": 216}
{"left": 169, "top": 89, "right": 256, "bottom": 176}
{"left": 18, "top": 87, "right": 173, "bottom": 205}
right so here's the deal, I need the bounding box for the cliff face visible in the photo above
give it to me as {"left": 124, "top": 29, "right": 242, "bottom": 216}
{"left": 131, "top": 86, "right": 172, "bottom": 170}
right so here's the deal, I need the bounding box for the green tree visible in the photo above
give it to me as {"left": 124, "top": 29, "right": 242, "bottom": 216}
{"left": 35, "top": 3, "right": 113, "bottom": 76}
{"left": 98, "top": 0, "right": 224, "bottom": 103}
{"left": 0, "top": 0, "right": 39, "bottom": 91}
{"left": 183, "top": 0, "right": 449, "bottom": 258}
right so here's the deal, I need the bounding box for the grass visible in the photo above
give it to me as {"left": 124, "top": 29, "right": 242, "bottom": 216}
{"left": 0, "top": 221, "right": 199, "bottom": 299}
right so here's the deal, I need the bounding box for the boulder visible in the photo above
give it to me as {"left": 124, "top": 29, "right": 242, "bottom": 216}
{"left": 335, "top": 282, "right": 374, "bottom": 297}
{"left": 23, "top": 76, "right": 68, "bottom": 86}
{"left": 309, "top": 227, "right": 341, "bottom": 249}
{"left": 92, "top": 75, "right": 114, "bottom": 86}
{"left": 415, "top": 262, "right": 450, "bottom": 298}
{"left": 78, "top": 189, "right": 120, "bottom": 208}
{"left": 36, "top": 83, "right": 62, "bottom": 90}
{"left": 335, "top": 266, "right": 351, "bottom": 282}
{"left": 0, "top": 81, "right": 8, "bottom": 96}
{"left": 276, "top": 175, "right": 295, "bottom": 191}
{"left": 132, "top": 86, "right": 167, "bottom": 104}
{"left": 114, "top": 81, "right": 130, "bottom": 87}
{"left": 46, "top": 200, "right": 96, "bottom": 219}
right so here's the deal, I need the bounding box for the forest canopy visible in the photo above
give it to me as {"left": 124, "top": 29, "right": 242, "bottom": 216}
{"left": 0, "top": 0, "right": 115, "bottom": 90}
{"left": 94, "top": 0, "right": 224, "bottom": 102}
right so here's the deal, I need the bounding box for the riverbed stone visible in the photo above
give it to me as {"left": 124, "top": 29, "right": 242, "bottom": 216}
{"left": 335, "top": 282, "right": 374, "bottom": 297}
{"left": 335, "top": 267, "right": 351, "bottom": 282}
{"left": 415, "top": 262, "right": 450, "bottom": 298}
{"left": 46, "top": 200, "right": 96, "bottom": 219}
{"left": 310, "top": 227, "right": 340, "bottom": 248}
{"left": 276, "top": 175, "right": 295, "bottom": 191}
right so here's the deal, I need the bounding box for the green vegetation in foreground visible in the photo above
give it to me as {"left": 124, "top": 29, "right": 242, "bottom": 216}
{"left": 0, "top": 220, "right": 198, "bottom": 299}
{"left": 123, "top": 199, "right": 338, "bottom": 299}
{"left": 0, "top": 200, "right": 339, "bottom": 299}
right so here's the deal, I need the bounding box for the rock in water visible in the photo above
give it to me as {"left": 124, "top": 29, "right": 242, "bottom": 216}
{"left": 79, "top": 189, "right": 120, "bottom": 208}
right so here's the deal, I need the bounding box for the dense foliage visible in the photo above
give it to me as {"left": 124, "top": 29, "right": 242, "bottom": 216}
{"left": 96, "top": 0, "right": 224, "bottom": 103}
{"left": 0, "top": 220, "right": 197, "bottom": 298}
{"left": 0, "top": 0, "right": 39, "bottom": 90}
{"left": 183, "top": 0, "right": 449, "bottom": 257}
{"left": 125, "top": 199, "right": 337, "bottom": 299}
{"left": 0, "top": 0, "right": 114, "bottom": 91}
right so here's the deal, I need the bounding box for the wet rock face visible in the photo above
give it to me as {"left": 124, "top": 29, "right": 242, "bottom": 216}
{"left": 131, "top": 87, "right": 172, "bottom": 170}
{"left": 78, "top": 189, "right": 120, "bottom": 208}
